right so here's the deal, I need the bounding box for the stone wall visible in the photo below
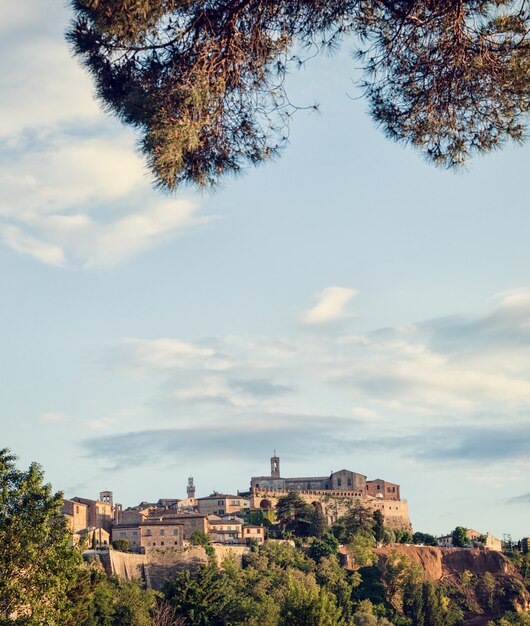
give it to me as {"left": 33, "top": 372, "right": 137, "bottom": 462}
{"left": 251, "top": 489, "right": 412, "bottom": 532}
{"left": 95, "top": 544, "right": 251, "bottom": 590}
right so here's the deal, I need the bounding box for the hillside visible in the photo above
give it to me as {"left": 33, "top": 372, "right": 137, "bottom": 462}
{"left": 371, "top": 545, "right": 530, "bottom": 625}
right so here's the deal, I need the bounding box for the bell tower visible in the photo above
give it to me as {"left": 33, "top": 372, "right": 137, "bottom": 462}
{"left": 271, "top": 452, "right": 280, "bottom": 478}
{"left": 187, "top": 476, "right": 195, "bottom": 500}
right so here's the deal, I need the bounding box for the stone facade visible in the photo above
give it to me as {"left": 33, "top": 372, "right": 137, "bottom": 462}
{"left": 250, "top": 488, "right": 412, "bottom": 532}
{"left": 61, "top": 498, "right": 89, "bottom": 536}
{"left": 71, "top": 496, "right": 114, "bottom": 533}
{"left": 112, "top": 518, "right": 184, "bottom": 553}
{"left": 196, "top": 494, "right": 250, "bottom": 516}
{"left": 242, "top": 525, "right": 265, "bottom": 545}
{"left": 207, "top": 516, "right": 244, "bottom": 543}
{"left": 249, "top": 455, "right": 411, "bottom": 530}
{"left": 437, "top": 530, "right": 502, "bottom": 550}
{"left": 366, "top": 479, "right": 401, "bottom": 501}
{"left": 251, "top": 457, "right": 397, "bottom": 501}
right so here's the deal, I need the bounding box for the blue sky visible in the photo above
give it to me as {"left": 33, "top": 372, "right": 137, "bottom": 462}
{"left": 1, "top": 0, "right": 530, "bottom": 539}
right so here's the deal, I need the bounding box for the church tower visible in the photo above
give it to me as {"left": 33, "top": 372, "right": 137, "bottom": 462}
{"left": 187, "top": 476, "right": 195, "bottom": 500}
{"left": 271, "top": 453, "right": 280, "bottom": 478}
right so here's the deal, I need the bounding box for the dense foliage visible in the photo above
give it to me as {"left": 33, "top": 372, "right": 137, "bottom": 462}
{"left": 67, "top": 0, "right": 530, "bottom": 190}
{"left": 1, "top": 451, "right": 529, "bottom": 625}
{"left": 0, "top": 449, "right": 84, "bottom": 625}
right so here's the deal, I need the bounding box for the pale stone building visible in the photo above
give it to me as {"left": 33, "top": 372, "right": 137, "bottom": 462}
{"left": 196, "top": 494, "right": 249, "bottom": 516}
{"left": 112, "top": 518, "right": 184, "bottom": 552}
{"left": 250, "top": 455, "right": 412, "bottom": 532}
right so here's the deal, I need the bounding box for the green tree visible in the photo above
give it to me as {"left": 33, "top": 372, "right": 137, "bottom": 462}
{"left": 0, "top": 448, "right": 84, "bottom": 625}
{"left": 309, "top": 533, "right": 340, "bottom": 563}
{"left": 373, "top": 511, "right": 385, "bottom": 544}
{"left": 412, "top": 532, "right": 438, "bottom": 547}
{"left": 280, "top": 574, "right": 346, "bottom": 626}
{"left": 67, "top": 0, "right": 530, "bottom": 191}
{"left": 310, "top": 502, "right": 328, "bottom": 540}
{"left": 190, "top": 531, "right": 211, "bottom": 547}
{"left": 349, "top": 531, "right": 377, "bottom": 568}
{"left": 482, "top": 572, "right": 497, "bottom": 610}
{"left": 332, "top": 501, "right": 374, "bottom": 543}
{"left": 451, "top": 527, "right": 470, "bottom": 548}
{"left": 275, "top": 492, "right": 314, "bottom": 537}
{"left": 163, "top": 564, "right": 245, "bottom": 625}
{"left": 79, "top": 574, "right": 158, "bottom": 626}
{"left": 111, "top": 539, "right": 129, "bottom": 552}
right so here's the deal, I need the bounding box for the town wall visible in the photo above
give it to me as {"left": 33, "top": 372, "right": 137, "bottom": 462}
{"left": 98, "top": 544, "right": 250, "bottom": 589}
{"left": 251, "top": 489, "right": 412, "bottom": 531}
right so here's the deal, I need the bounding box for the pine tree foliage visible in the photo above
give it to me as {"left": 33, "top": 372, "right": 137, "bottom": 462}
{"left": 67, "top": 0, "right": 529, "bottom": 190}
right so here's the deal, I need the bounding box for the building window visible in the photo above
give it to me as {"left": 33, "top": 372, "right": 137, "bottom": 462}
{"left": 76, "top": 506, "right": 79, "bottom": 514}
{"left": 347, "top": 478, "right": 352, "bottom": 487}
{"left": 119, "top": 532, "right": 126, "bottom": 537}
{"left": 377, "top": 484, "right": 381, "bottom": 490}
{"left": 173, "top": 529, "right": 178, "bottom": 536}
{"left": 160, "top": 529, "right": 165, "bottom": 536}
{"left": 132, "top": 531, "right": 138, "bottom": 536}
{"left": 337, "top": 478, "right": 342, "bottom": 487}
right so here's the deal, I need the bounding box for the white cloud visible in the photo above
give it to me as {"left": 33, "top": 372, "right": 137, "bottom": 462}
{"left": 124, "top": 338, "right": 217, "bottom": 370}
{"left": 0, "top": 7, "right": 208, "bottom": 269}
{"left": 98, "top": 293, "right": 530, "bottom": 451}
{"left": 41, "top": 411, "right": 69, "bottom": 423}
{"left": 1, "top": 224, "right": 65, "bottom": 266}
{"left": 1, "top": 199, "right": 204, "bottom": 268}
{"left": 303, "top": 286, "right": 357, "bottom": 324}
{"left": 0, "top": 41, "right": 100, "bottom": 139}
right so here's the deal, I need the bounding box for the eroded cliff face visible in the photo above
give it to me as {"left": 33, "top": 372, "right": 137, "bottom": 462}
{"left": 373, "top": 545, "right": 513, "bottom": 581}
{"left": 372, "top": 545, "right": 530, "bottom": 624}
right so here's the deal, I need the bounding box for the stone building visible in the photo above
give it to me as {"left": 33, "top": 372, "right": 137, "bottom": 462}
{"left": 250, "top": 455, "right": 412, "bottom": 532}
{"left": 61, "top": 498, "right": 89, "bottom": 536}
{"left": 117, "top": 505, "right": 209, "bottom": 541}
{"left": 250, "top": 455, "right": 367, "bottom": 494}
{"left": 437, "top": 530, "right": 502, "bottom": 550}
{"left": 196, "top": 493, "right": 250, "bottom": 517}
{"left": 112, "top": 518, "right": 184, "bottom": 553}
{"left": 207, "top": 516, "right": 244, "bottom": 543}
{"left": 251, "top": 456, "right": 401, "bottom": 501}
{"left": 242, "top": 525, "right": 265, "bottom": 545}
{"left": 366, "top": 479, "right": 401, "bottom": 501}
{"left": 71, "top": 493, "right": 115, "bottom": 533}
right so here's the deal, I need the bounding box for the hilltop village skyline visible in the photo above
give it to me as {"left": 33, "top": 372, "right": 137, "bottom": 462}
{"left": 61, "top": 453, "right": 514, "bottom": 552}
{"left": 61, "top": 454, "right": 409, "bottom": 549}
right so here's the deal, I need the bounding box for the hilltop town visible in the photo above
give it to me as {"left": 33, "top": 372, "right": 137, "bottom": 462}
{"left": 61, "top": 454, "right": 507, "bottom": 554}
{"left": 61, "top": 454, "right": 412, "bottom": 552}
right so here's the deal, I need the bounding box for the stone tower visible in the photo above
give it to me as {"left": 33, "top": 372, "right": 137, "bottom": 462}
{"left": 271, "top": 453, "right": 280, "bottom": 479}
{"left": 187, "top": 476, "right": 195, "bottom": 499}
{"left": 99, "top": 490, "right": 113, "bottom": 506}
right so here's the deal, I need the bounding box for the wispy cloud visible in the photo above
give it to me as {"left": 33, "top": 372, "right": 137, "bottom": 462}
{"left": 41, "top": 411, "right": 69, "bottom": 423}
{"left": 229, "top": 378, "right": 293, "bottom": 398}
{"left": 0, "top": 7, "right": 207, "bottom": 268}
{"left": 303, "top": 287, "right": 357, "bottom": 325}
{"left": 81, "top": 414, "right": 360, "bottom": 469}
{"left": 506, "top": 492, "right": 530, "bottom": 505}
{"left": 86, "top": 292, "right": 530, "bottom": 476}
